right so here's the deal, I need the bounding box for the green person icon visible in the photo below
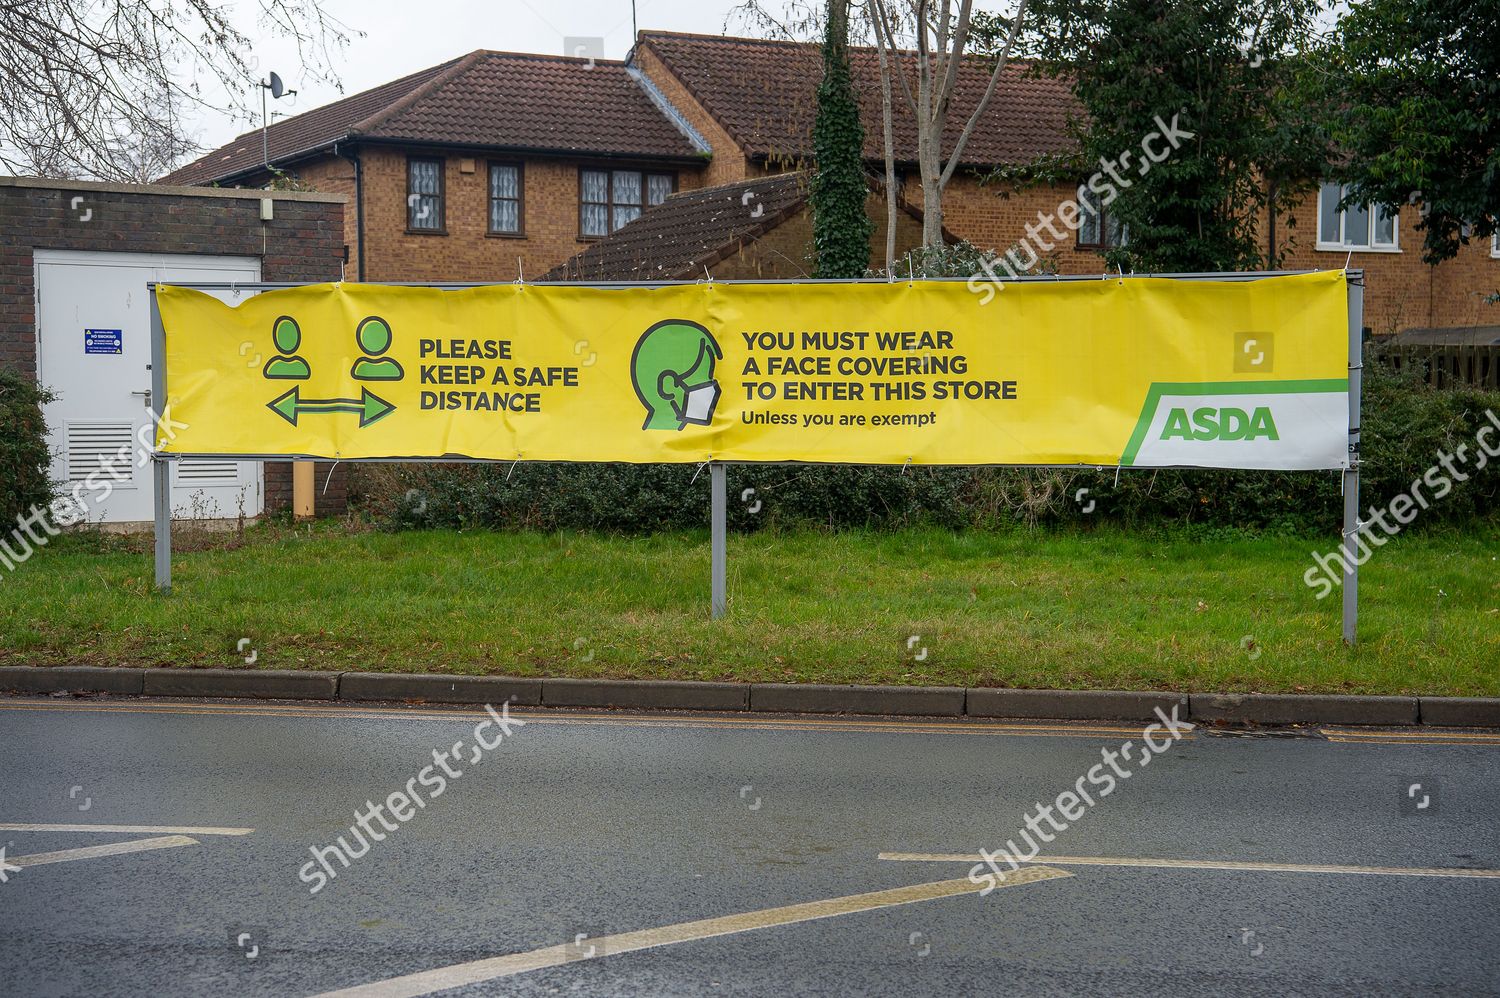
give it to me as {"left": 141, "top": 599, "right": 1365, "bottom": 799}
{"left": 351, "top": 316, "right": 404, "bottom": 381}
{"left": 631, "top": 319, "right": 722, "bottom": 431}
{"left": 262, "top": 316, "right": 310, "bottom": 379}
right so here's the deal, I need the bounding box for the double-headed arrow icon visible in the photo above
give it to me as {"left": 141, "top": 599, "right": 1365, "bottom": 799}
{"left": 267, "top": 386, "right": 395, "bottom": 428}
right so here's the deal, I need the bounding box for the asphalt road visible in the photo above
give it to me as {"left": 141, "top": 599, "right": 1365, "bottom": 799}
{"left": 0, "top": 695, "right": 1497, "bottom": 997}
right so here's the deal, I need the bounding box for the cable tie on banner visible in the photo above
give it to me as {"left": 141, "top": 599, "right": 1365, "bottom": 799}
{"left": 901, "top": 456, "right": 912, "bottom": 475}
{"left": 703, "top": 266, "right": 713, "bottom": 285}
{"left": 516, "top": 258, "right": 524, "bottom": 285}
{"left": 321, "top": 461, "right": 340, "bottom": 495}
{"left": 1114, "top": 465, "right": 1122, "bottom": 488}
{"left": 690, "top": 458, "right": 711, "bottom": 485}
{"left": 908, "top": 257, "right": 914, "bottom": 286}
{"left": 506, "top": 453, "right": 522, "bottom": 481}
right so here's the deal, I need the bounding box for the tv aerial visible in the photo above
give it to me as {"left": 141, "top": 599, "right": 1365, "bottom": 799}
{"left": 260, "top": 72, "right": 299, "bottom": 167}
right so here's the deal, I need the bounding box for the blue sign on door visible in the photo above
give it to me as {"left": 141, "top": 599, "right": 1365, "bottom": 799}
{"left": 84, "top": 329, "right": 122, "bottom": 355}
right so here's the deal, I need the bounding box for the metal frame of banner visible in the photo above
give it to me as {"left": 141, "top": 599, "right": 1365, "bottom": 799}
{"left": 147, "top": 269, "right": 1364, "bottom": 643}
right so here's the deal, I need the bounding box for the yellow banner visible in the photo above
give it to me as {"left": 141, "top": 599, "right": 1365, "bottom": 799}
{"left": 155, "top": 273, "right": 1349, "bottom": 469}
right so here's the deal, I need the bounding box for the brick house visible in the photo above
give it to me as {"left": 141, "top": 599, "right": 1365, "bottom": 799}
{"left": 162, "top": 52, "right": 712, "bottom": 284}
{"left": 166, "top": 30, "right": 1500, "bottom": 336}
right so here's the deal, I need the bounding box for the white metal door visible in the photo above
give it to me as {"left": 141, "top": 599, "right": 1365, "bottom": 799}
{"left": 35, "top": 250, "right": 264, "bottom": 524}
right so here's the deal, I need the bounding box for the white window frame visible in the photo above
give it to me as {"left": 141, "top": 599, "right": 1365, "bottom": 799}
{"left": 1491, "top": 232, "right": 1499, "bottom": 259}
{"left": 1317, "top": 182, "right": 1400, "bottom": 253}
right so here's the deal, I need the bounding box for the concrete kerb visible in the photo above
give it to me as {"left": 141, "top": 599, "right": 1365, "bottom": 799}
{"left": 341, "top": 672, "right": 542, "bottom": 705}
{"left": 0, "top": 666, "right": 145, "bottom": 695}
{"left": 1189, "top": 692, "right": 1419, "bottom": 726}
{"left": 141, "top": 668, "right": 339, "bottom": 700}
{"left": 542, "top": 678, "right": 747, "bottom": 711}
{"left": 1418, "top": 697, "right": 1500, "bottom": 728}
{"left": 968, "top": 688, "right": 1188, "bottom": 721}
{"left": 1, "top": 668, "right": 1496, "bottom": 727}
{"left": 749, "top": 683, "right": 965, "bottom": 716}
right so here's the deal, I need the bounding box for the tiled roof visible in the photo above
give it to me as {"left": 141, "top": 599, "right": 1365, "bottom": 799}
{"left": 161, "top": 59, "right": 462, "bottom": 185}
{"left": 161, "top": 53, "right": 704, "bottom": 186}
{"left": 542, "top": 172, "right": 812, "bottom": 281}
{"left": 639, "top": 30, "right": 1078, "bottom": 167}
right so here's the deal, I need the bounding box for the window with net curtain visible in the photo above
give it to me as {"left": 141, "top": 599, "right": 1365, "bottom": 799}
{"left": 407, "top": 158, "right": 443, "bottom": 231}
{"left": 489, "top": 163, "right": 521, "bottom": 234}
{"left": 580, "top": 169, "right": 676, "bottom": 237}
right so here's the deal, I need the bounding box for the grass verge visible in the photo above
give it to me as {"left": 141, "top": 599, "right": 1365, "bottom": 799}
{"left": 2, "top": 522, "right": 1497, "bottom": 696}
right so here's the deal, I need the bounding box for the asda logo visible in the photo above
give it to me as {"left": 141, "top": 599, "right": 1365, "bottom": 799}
{"left": 1122, "top": 380, "right": 1347, "bottom": 471}
{"left": 1160, "top": 406, "right": 1278, "bottom": 442}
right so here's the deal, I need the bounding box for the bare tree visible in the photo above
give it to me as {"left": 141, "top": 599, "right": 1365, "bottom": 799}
{"left": 871, "top": 0, "right": 1028, "bottom": 247}
{"left": 0, "top": 1, "right": 355, "bottom": 181}
{"left": 871, "top": 10, "right": 898, "bottom": 270}
{"left": 728, "top": 0, "right": 1029, "bottom": 252}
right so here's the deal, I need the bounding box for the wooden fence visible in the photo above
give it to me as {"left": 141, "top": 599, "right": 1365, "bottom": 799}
{"left": 1374, "top": 343, "right": 1500, "bottom": 390}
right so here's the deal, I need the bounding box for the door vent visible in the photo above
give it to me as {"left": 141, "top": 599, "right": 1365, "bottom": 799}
{"left": 65, "top": 422, "right": 136, "bottom": 483}
{"left": 176, "top": 460, "right": 240, "bottom": 487}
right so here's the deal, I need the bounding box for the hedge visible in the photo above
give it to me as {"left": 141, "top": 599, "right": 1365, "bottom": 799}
{"left": 352, "top": 351, "right": 1498, "bottom": 535}
{"left": 0, "top": 369, "right": 54, "bottom": 528}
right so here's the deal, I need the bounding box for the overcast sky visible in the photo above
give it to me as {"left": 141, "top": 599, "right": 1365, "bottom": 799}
{"left": 195, "top": 0, "right": 785, "bottom": 148}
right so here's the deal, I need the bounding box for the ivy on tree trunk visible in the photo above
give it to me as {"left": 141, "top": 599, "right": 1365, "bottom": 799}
{"left": 811, "top": 0, "right": 873, "bottom": 278}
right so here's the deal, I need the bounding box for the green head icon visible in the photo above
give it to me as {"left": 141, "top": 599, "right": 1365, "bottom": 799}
{"left": 272, "top": 316, "right": 301, "bottom": 353}
{"left": 631, "top": 319, "right": 722, "bottom": 431}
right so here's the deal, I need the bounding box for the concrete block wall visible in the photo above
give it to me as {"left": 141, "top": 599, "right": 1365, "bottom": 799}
{"left": 0, "top": 177, "right": 350, "bottom": 515}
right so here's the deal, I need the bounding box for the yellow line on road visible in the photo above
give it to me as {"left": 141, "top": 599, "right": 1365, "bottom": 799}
{"left": 10, "top": 835, "right": 199, "bottom": 868}
{"left": 311, "top": 865, "right": 1074, "bottom": 998}
{"left": 1321, "top": 728, "right": 1500, "bottom": 746}
{"left": 0, "top": 822, "right": 253, "bottom": 836}
{"left": 877, "top": 852, "right": 1500, "bottom": 879}
{"left": 0, "top": 698, "right": 1157, "bottom": 739}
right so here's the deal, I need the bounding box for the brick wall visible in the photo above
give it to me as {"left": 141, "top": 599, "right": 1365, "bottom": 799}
{"left": 296, "top": 146, "right": 709, "bottom": 283}
{"left": 0, "top": 178, "right": 349, "bottom": 515}
{"left": 1275, "top": 192, "right": 1500, "bottom": 335}
{"left": 917, "top": 174, "right": 1115, "bottom": 275}
{"left": 708, "top": 193, "right": 927, "bottom": 279}
{"left": 636, "top": 45, "right": 748, "bottom": 190}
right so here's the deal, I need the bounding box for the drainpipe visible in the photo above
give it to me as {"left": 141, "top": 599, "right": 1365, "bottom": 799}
{"left": 335, "top": 140, "right": 366, "bottom": 281}
{"left": 1266, "top": 178, "right": 1278, "bottom": 266}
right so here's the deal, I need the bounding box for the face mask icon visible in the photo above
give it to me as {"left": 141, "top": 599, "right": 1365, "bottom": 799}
{"left": 632, "top": 319, "right": 723, "bottom": 431}
{"left": 676, "top": 376, "right": 721, "bottom": 426}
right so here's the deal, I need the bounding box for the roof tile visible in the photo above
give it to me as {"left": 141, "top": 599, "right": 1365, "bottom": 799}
{"left": 543, "top": 172, "right": 811, "bottom": 281}
{"left": 161, "top": 52, "right": 701, "bottom": 186}
{"left": 640, "top": 30, "right": 1078, "bottom": 167}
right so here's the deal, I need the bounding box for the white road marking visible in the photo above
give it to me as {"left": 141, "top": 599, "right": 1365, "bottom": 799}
{"left": 9, "top": 835, "right": 199, "bottom": 868}
{"left": 0, "top": 823, "right": 253, "bottom": 836}
{"left": 310, "top": 866, "right": 1074, "bottom": 998}
{"left": 877, "top": 852, "right": 1500, "bottom": 879}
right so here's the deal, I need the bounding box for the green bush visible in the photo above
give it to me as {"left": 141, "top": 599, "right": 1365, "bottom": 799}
{"left": 0, "top": 369, "right": 54, "bottom": 527}
{"left": 353, "top": 350, "right": 1499, "bottom": 536}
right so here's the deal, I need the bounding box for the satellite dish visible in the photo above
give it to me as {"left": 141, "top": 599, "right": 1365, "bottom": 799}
{"left": 269, "top": 72, "right": 285, "bottom": 99}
